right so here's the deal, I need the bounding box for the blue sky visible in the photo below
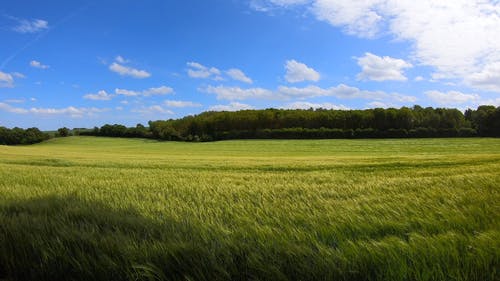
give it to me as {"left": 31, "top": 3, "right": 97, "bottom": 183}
{"left": 1, "top": 0, "right": 499, "bottom": 130}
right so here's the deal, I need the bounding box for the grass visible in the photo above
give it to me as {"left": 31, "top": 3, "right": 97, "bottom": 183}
{"left": 0, "top": 137, "right": 499, "bottom": 281}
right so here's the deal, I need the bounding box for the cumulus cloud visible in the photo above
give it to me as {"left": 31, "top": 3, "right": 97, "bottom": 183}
{"left": 283, "top": 101, "right": 349, "bottom": 110}
{"left": 132, "top": 105, "right": 174, "bottom": 115}
{"left": 164, "top": 100, "right": 202, "bottom": 107}
{"left": 29, "top": 106, "right": 107, "bottom": 118}
{"left": 187, "top": 62, "right": 254, "bottom": 83}
{"left": 312, "top": 0, "right": 385, "bottom": 38}
{"left": 202, "top": 84, "right": 416, "bottom": 106}
{"left": 187, "top": 62, "right": 223, "bottom": 80}
{"left": 203, "top": 85, "right": 275, "bottom": 100}
{"left": 12, "top": 18, "right": 49, "bottom": 33}
{"left": 356, "top": 52, "right": 412, "bottom": 81}
{"left": 479, "top": 97, "right": 500, "bottom": 107}
{"left": 30, "top": 60, "right": 49, "bottom": 69}
{"left": 466, "top": 62, "right": 500, "bottom": 92}
{"left": 0, "top": 71, "right": 15, "bottom": 88}
{"left": 3, "top": 99, "right": 26, "bottom": 104}
{"left": 115, "top": 55, "right": 129, "bottom": 64}
{"left": 284, "top": 60, "right": 320, "bottom": 83}
{"left": 11, "top": 72, "right": 25, "bottom": 78}
{"left": 115, "top": 86, "right": 173, "bottom": 97}
{"left": 83, "top": 86, "right": 173, "bottom": 101}
{"left": 109, "top": 62, "right": 151, "bottom": 78}
{"left": 0, "top": 103, "right": 108, "bottom": 118}
{"left": 250, "top": 0, "right": 310, "bottom": 12}
{"left": 226, "top": 68, "right": 253, "bottom": 84}
{"left": 367, "top": 101, "right": 391, "bottom": 108}
{"left": 84, "top": 90, "right": 114, "bottom": 101}
{"left": 108, "top": 56, "right": 150, "bottom": 78}
{"left": 254, "top": 0, "right": 500, "bottom": 91}
{"left": 0, "top": 102, "right": 28, "bottom": 114}
{"left": 425, "top": 90, "right": 479, "bottom": 106}
{"left": 209, "top": 102, "right": 254, "bottom": 111}
{"left": 277, "top": 84, "right": 416, "bottom": 103}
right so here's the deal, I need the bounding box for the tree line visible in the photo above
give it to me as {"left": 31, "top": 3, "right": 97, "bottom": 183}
{"left": 82, "top": 105, "right": 500, "bottom": 141}
{"left": 0, "top": 127, "right": 50, "bottom": 145}
{"left": 1, "top": 105, "right": 498, "bottom": 145}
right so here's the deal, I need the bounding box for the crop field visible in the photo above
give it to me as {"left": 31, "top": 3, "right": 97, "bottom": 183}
{"left": 0, "top": 137, "right": 499, "bottom": 281}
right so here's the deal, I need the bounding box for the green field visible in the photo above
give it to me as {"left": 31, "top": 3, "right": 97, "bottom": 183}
{"left": 0, "top": 137, "right": 499, "bottom": 281}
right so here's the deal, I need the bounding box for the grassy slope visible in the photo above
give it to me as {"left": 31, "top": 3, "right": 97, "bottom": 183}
{"left": 0, "top": 137, "right": 499, "bottom": 281}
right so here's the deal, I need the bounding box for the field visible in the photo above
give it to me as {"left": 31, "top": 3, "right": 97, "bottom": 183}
{"left": 0, "top": 137, "right": 499, "bottom": 281}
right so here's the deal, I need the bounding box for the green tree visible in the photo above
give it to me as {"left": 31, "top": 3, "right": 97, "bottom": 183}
{"left": 57, "top": 127, "right": 70, "bottom": 137}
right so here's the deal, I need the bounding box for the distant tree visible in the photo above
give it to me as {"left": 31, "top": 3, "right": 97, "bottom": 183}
{"left": 56, "top": 105, "right": 500, "bottom": 142}
{"left": 0, "top": 126, "right": 49, "bottom": 145}
{"left": 57, "top": 127, "right": 70, "bottom": 137}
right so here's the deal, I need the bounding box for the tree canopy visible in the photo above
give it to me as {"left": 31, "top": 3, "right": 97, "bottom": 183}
{"left": 2, "top": 105, "right": 498, "bottom": 145}
{"left": 81, "top": 105, "right": 499, "bottom": 141}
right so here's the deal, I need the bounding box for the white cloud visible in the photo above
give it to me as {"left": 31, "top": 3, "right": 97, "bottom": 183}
{"left": 356, "top": 52, "right": 412, "bottom": 81}
{"left": 226, "top": 68, "right": 253, "bottom": 84}
{"left": 250, "top": 0, "right": 310, "bottom": 12}
{"left": 267, "top": 0, "right": 310, "bottom": 6}
{"left": 11, "top": 72, "right": 25, "bottom": 78}
{"left": 144, "top": 86, "right": 174, "bottom": 96}
{"left": 389, "top": 93, "right": 417, "bottom": 103}
{"left": 109, "top": 62, "right": 151, "bottom": 78}
{"left": 83, "top": 86, "right": 173, "bottom": 100}
{"left": 3, "top": 99, "right": 25, "bottom": 104}
{"left": 187, "top": 62, "right": 253, "bottom": 83}
{"left": 0, "top": 71, "right": 14, "bottom": 88}
{"left": 0, "top": 102, "right": 28, "bottom": 114}
{"left": 115, "top": 55, "right": 129, "bottom": 64}
{"left": 414, "top": 76, "right": 424, "bottom": 82}
{"left": 12, "top": 18, "right": 49, "bottom": 33}
{"left": 164, "top": 100, "right": 202, "bottom": 107}
{"left": 28, "top": 106, "right": 106, "bottom": 118}
{"left": 30, "top": 60, "right": 49, "bottom": 69}
{"left": 277, "top": 84, "right": 416, "bottom": 102}
{"left": 132, "top": 105, "right": 174, "bottom": 115}
{"left": 84, "top": 90, "right": 113, "bottom": 101}
{"left": 203, "top": 85, "right": 275, "bottom": 100}
{"left": 284, "top": 60, "right": 320, "bottom": 83}
{"left": 203, "top": 84, "right": 416, "bottom": 105}
{"left": 115, "top": 86, "right": 173, "bottom": 97}
{"left": 209, "top": 102, "right": 254, "bottom": 111}
{"left": 114, "top": 89, "right": 138, "bottom": 97}
{"left": 425, "top": 90, "right": 479, "bottom": 106}
{"left": 479, "top": 98, "right": 500, "bottom": 107}
{"left": 367, "top": 101, "right": 391, "bottom": 108}
{"left": 187, "top": 62, "right": 223, "bottom": 80}
{"left": 382, "top": 1, "right": 500, "bottom": 82}
{"left": 283, "top": 101, "right": 349, "bottom": 110}
{"left": 257, "top": 0, "right": 500, "bottom": 91}
{"left": 312, "top": 0, "right": 384, "bottom": 38}
{"left": 0, "top": 103, "right": 108, "bottom": 118}
{"left": 466, "top": 62, "right": 500, "bottom": 92}
{"left": 108, "top": 55, "right": 150, "bottom": 78}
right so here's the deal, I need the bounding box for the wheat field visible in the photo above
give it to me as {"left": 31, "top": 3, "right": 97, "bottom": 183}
{"left": 0, "top": 137, "right": 499, "bottom": 280}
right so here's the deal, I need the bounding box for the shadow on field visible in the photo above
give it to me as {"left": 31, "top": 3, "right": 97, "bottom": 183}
{"left": 1, "top": 195, "right": 497, "bottom": 281}
{"left": 0, "top": 195, "right": 228, "bottom": 281}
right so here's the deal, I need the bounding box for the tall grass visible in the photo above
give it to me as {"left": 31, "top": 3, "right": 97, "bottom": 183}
{"left": 0, "top": 137, "right": 499, "bottom": 280}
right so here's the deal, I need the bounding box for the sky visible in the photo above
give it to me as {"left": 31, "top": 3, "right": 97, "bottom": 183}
{"left": 1, "top": 0, "right": 499, "bottom": 130}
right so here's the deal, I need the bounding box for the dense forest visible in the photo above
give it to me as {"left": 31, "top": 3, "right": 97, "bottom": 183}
{"left": 1, "top": 105, "right": 499, "bottom": 145}
{"left": 82, "top": 105, "right": 499, "bottom": 141}
{"left": 0, "top": 127, "right": 50, "bottom": 145}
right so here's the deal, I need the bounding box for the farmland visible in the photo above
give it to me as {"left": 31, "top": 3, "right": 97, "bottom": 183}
{"left": 0, "top": 137, "right": 499, "bottom": 280}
